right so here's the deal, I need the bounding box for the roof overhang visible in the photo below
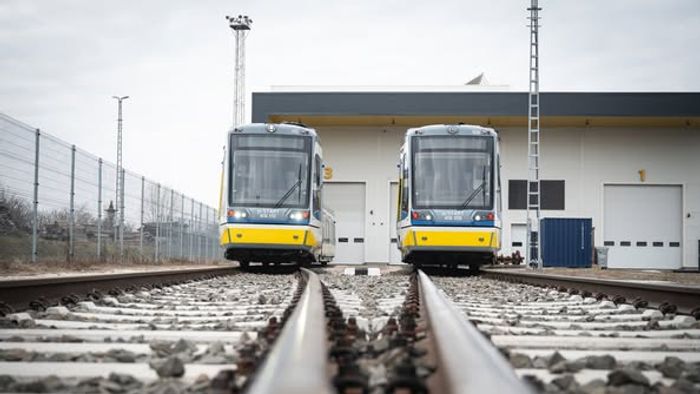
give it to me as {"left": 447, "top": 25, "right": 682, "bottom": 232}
{"left": 253, "top": 92, "right": 700, "bottom": 128}
{"left": 266, "top": 115, "right": 700, "bottom": 128}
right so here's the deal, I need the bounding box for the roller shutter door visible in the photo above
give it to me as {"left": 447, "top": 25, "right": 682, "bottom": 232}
{"left": 325, "top": 182, "right": 366, "bottom": 263}
{"left": 603, "top": 185, "right": 682, "bottom": 269}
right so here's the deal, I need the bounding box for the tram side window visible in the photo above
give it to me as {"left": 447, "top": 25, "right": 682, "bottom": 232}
{"left": 313, "top": 155, "right": 322, "bottom": 219}
{"left": 315, "top": 155, "right": 322, "bottom": 186}
{"left": 400, "top": 155, "right": 409, "bottom": 216}
{"left": 497, "top": 155, "right": 503, "bottom": 213}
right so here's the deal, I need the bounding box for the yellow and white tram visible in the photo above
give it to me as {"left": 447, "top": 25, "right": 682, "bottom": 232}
{"left": 219, "top": 123, "right": 335, "bottom": 268}
{"left": 396, "top": 124, "right": 502, "bottom": 272}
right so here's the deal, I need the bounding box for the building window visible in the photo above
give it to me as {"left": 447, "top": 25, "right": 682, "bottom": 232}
{"left": 508, "top": 180, "right": 527, "bottom": 210}
{"left": 508, "top": 180, "right": 565, "bottom": 210}
{"left": 541, "top": 180, "right": 565, "bottom": 210}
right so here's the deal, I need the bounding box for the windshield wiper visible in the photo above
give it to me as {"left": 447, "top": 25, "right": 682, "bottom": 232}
{"left": 460, "top": 166, "right": 488, "bottom": 209}
{"left": 460, "top": 182, "right": 485, "bottom": 209}
{"left": 274, "top": 164, "right": 303, "bottom": 208}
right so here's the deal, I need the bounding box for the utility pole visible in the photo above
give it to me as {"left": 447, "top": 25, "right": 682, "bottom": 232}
{"left": 112, "top": 95, "right": 129, "bottom": 260}
{"left": 526, "top": 0, "right": 542, "bottom": 269}
{"left": 226, "top": 14, "right": 252, "bottom": 127}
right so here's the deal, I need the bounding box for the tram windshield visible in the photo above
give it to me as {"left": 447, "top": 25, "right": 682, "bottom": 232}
{"left": 229, "top": 134, "right": 311, "bottom": 208}
{"left": 412, "top": 135, "right": 493, "bottom": 210}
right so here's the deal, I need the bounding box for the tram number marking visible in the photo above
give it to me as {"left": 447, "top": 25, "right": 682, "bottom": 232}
{"left": 324, "top": 167, "right": 333, "bottom": 180}
{"left": 258, "top": 209, "right": 275, "bottom": 219}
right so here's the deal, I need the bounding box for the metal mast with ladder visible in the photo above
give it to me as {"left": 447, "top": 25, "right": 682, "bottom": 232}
{"left": 526, "top": 0, "right": 542, "bottom": 269}
{"left": 112, "top": 95, "right": 129, "bottom": 259}
{"left": 226, "top": 15, "right": 253, "bottom": 127}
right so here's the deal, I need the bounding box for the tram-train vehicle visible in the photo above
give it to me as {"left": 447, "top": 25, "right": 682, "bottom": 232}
{"left": 219, "top": 123, "right": 335, "bottom": 268}
{"left": 396, "top": 124, "right": 502, "bottom": 272}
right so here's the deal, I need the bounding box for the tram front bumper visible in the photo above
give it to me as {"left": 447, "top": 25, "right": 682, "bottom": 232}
{"left": 401, "top": 227, "right": 500, "bottom": 252}
{"left": 220, "top": 225, "right": 317, "bottom": 249}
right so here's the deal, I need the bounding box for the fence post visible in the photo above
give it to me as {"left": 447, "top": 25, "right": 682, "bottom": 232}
{"left": 212, "top": 208, "right": 217, "bottom": 260}
{"left": 197, "top": 202, "right": 202, "bottom": 261}
{"left": 119, "top": 168, "right": 125, "bottom": 260}
{"left": 205, "top": 207, "right": 210, "bottom": 262}
{"left": 208, "top": 208, "right": 212, "bottom": 261}
{"left": 209, "top": 207, "right": 214, "bottom": 261}
{"left": 155, "top": 183, "right": 161, "bottom": 262}
{"left": 180, "top": 193, "right": 184, "bottom": 259}
{"left": 168, "top": 189, "right": 173, "bottom": 259}
{"left": 190, "top": 198, "right": 194, "bottom": 261}
{"left": 213, "top": 207, "right": 218, "bottom": 260}
{"left": 31, "top": 129, "right": 40, "bottom": 263}
{"left": 140, "top": 176, "right": 144, "bottom": 259}
{"left": 68, "top": 144, "right": 76, "bottom": 262}
{"left": 97, "top": 158, "right": 102, "bottom": 261}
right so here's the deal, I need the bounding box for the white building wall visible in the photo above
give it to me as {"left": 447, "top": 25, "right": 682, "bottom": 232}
{"left": 318, "top": 125, "right": 700, "bottom": 268}
{"left": 318, "top": 127, "right": 405, "bottom": 263}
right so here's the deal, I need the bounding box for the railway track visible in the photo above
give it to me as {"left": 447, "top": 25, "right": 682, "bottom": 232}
{"left": 246, "top": 268, "right": 531, "bottom": 393}
{"left": 0, "top": 266, "right": 240, "bottom": 312}
{"left": 1, "top": 266, "right": 698, "bottom": 393}
{"left": 483, "top": 268, "right": 700, "bottom": 318}
{"left": 248, "top": 267, "right": 699, "bottom": 393}
{"left": 0, "top": 269, "right": 298, "bottom": 392}
{"left": 433, "top": 274, "right": 700, "bottom": 393}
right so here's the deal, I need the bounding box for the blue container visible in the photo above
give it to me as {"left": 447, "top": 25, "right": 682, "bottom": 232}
{"left": 540, "top": 218, "right": 592, "bottom": 268}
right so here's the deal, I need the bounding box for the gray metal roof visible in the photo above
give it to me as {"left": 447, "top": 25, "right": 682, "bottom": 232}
{"left": 251, "top": 92, "right": 700, "bottom": 122}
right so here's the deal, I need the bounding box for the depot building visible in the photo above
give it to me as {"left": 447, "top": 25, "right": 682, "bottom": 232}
{"left": 250, "top": 90, "right": 700, "bottom": 270}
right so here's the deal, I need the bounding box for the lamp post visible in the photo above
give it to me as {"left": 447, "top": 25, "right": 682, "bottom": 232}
{"left": 112, "top": 95, "right": 129, "bottom": 260}
{"left": 226, "top": 14, "right": 252, "bottom": 127}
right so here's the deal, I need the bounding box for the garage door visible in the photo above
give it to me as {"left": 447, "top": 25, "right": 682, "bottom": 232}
{"left": 325, "top": 182, "right": 365, "bottom": 263}
{"left": 604, "top": 185, "right": 682, "bottom": 269}
{"left": 389, "top": 182, "right": 402, "bottom": 264}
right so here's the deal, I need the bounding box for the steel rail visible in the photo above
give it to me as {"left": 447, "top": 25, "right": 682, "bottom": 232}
{"left": 483, "top": 268, "right": 700, "bottom": 317}
{"left": 417, "top": 270, "right": 534, "bottom": 394}
{"left": 0, "top": 266, "right": 238, "bottom": 311}
{"left": 246, "top": 268, "right": 333, "bottom": 394}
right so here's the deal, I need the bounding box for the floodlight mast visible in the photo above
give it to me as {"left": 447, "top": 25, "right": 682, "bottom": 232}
{"left": 526, "top": 0, "right": 542, "bottom": 269}
{"left": 226, "top": 15, "right": 252, "bottom": 128}
{"left": 112, "top": 95, "right": 129, "bottom": 259}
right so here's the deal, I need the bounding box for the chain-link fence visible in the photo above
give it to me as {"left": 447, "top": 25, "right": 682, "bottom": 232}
{"left": 0, "top": 112, "right": 221, "bottom": 264}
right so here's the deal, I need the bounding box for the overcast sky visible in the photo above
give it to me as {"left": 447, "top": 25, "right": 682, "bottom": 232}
{"left": 1, "top": 0, "right": 698, "bottom": 207}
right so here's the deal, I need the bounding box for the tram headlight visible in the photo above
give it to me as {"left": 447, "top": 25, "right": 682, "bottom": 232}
{"left": 227, "top": 209, "right": 248, "bottom": 220}
{"left": 473, "top": 211, "right": 495, "bottom": 222}
{"left": 410, "top": 210, "right": 434, "bottom": 222}
{"left": 289, "top": 210, "right": 310, "bottom": 221}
